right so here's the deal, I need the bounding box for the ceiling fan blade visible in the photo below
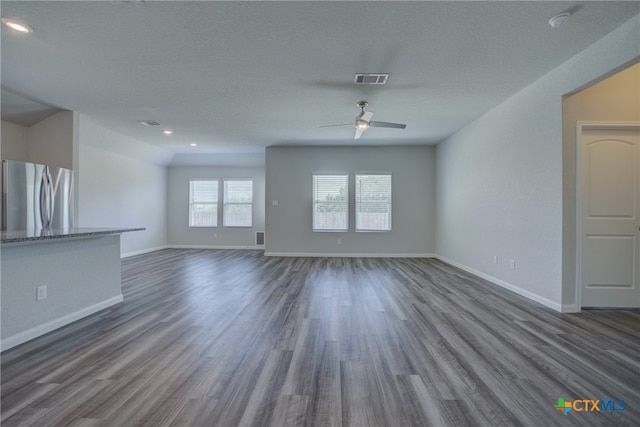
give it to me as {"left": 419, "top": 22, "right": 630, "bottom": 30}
{"left": 361, "top": 111, "right": 374, "bottom": 123}
{"left": 354, "top": 127, "right": 365, "bottom": 140}
{"left": 369, "top": 121, "right": 406, "bottom": 129}
{"left": 319, "top": 123, "right": 352, "bottom": 128}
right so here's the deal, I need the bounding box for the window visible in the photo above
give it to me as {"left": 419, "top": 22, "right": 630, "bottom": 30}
{"left": 356, "top": 174, "right": 391, "bottom": 231}
{"left": 224, "top": 179, "right": 253, "bottom": 227}
{"left": 313, "top": 174, "right": 348, "bottom": 231}
{"left": 189, "top": 180, "right": 218, "bottom": 227}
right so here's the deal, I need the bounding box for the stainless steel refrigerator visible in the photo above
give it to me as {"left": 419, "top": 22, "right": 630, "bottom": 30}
{"left": 1, "top": 160, "right": 74, "bottom": 231}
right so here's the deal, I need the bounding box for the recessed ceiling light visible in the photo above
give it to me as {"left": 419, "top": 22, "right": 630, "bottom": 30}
{"left": 2, "top": 18, "right": 33, "bottom": 34}
{"left": 163, "top": 129, "right": 173, "bottom": 135}
{"left": 190, "top": 143, "right": 198, "bottom": 147}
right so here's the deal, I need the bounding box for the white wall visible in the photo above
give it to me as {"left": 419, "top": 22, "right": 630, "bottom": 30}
{"left": 265, "top": 145, "right": 435, "bottom": 256}
{"left": 1, "top": 120, "right": 28, "bottom": 161}
{"left": 436, "top": 14, "right": 640, "bottom": 311}
{"left": 77, "top": 115, "right": 170, "bottom": 256}
{"left": 167, "top": 164, "right": 265, "bottom": 248}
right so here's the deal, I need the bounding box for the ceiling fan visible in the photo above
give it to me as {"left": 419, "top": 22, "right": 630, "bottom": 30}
{"left": 321, "top": 101, "right": 407, "bottom": 139}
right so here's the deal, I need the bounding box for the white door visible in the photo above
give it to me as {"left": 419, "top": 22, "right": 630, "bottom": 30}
{"left": 579, "top": 123, "right": 640, "bottom": 308}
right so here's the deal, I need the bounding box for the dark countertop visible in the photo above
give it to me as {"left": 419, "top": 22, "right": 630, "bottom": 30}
{"left": 1, "top": 227, "right": 145, "bottom": 245}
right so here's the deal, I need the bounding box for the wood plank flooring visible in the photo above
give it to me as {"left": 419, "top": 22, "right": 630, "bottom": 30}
{"left": 2, "top": 249, "right": 639, "bottom": 426}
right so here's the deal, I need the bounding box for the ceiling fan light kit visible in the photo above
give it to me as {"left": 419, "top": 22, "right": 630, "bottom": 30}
{"left": 321, "top": 100, "right": 406, "bottom": 140}
{"left": 355, "top": 120, "right": 370, "bottom": 130}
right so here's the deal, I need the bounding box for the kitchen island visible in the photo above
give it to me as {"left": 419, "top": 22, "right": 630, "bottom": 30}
{"left": 1, "top": 227, "right": 144, "bottom": 351}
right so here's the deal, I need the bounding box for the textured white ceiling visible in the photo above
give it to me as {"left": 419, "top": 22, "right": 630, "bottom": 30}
{"left": 1, "top": 1, "right": 638, "bottom": 160}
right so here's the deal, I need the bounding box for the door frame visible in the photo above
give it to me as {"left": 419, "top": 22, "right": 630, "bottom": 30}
{"left": 575, "top": 121, "right": 640, "bottom": 310}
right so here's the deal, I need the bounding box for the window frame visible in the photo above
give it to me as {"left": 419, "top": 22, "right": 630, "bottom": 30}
{"left": 223, "top": 178, "right": 254, "bottom": 228}
{"left": 188, "top": 179, "right": 219, "bottom": 228}
{"left": 355, "top": 173, "right": 392, "bottom": 232}
{"left": 312, "top": 173, "right": 349, "bottom": 232}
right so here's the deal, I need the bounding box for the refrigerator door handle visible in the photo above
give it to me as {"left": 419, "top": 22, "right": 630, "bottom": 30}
{"left": 39, "top": 166, "right": 53, "bottom": 229}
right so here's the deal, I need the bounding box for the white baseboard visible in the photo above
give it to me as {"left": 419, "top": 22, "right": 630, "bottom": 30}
{"left": 435, "top": 255, "right": 562, "bottom": 312}
{"left": 121, "top": 245, "right": 168, "bottom": 258}
{"left": 1, "top": 295, "right": 124, "bottom": 352}
{"left": 264, "top": 252, "right": 436, "bottom": 258}
{"left": 169, "top": 244, "right": 263, "bottom": 250}
{"left": 121, "top": 245, "right": 264, "bottom": 257}
{"left": 561, "top": 304, "right": 580, "bottom": 313}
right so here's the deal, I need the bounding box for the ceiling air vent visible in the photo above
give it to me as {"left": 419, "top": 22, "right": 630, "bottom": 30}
{"left": 354, "top": 73, "right": 389, "bottom": 85}
{"left": 137, "top": 120, "right": 161, "bottom": 126}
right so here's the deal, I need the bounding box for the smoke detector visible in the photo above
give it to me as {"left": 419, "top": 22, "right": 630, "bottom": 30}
{"left": 549, "top": 12, "right": 571, "bottom": 28}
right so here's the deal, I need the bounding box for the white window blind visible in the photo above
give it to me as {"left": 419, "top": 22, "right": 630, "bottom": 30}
{"left": 224, "top": 179, "right": 253, "bottom": 227}
{"left": 356, "top": 174, "right": 391, "bottom": 231}
{"left": 189, "top": 180, "right": 218, "bottom": 227}
{"left": 313, "top": 174, "right": 348, "bottom": 231}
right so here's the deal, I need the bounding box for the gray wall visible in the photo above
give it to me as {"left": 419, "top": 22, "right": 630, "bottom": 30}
{"left": 28, "top": 111, "right": 76, "bottom": 170}
{"left": 1, "top": 120, "right": 28, "bottom": 161}
{"left": 0, "top": 112, "right": 76, "bottom": 169}
{"left": 77, "top": 115, "right": 170, "bottom": 256}
{"left": 265, "top": 145, "right": 435, "bottom": 256}
{"left": 1, "top": 235, "right": 122, "bottom": 350}
{"left": 167, "top": 165, "right": 266, "bottom": 248}
{"left": 435, "top": 14, "right": 640, "bottom": 311}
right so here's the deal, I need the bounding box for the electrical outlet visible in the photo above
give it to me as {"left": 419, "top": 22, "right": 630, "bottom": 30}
{"left": 493, "top": 255, "right": 498, "bottom": 264}
{"left": 36, "top": 285, "right": 47, "bottom": 301}
{"left": 214, "top": 233, "right": 218, "bottom": 239}
{"left": 337, "top": 238, "right": 342, "bottom": 245}
{"left": 509, "top": 259, "right": 516, "bottom": 270}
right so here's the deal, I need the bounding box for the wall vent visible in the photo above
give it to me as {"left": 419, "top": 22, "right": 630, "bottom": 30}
{"left": 354, "top": 73, "right": 389, "bottom": 85}
{"left": 256, "top": 231, "right": 265, "bottom": 246}
{"left": 137, "top": 120, "right": 161, "bottom": 126}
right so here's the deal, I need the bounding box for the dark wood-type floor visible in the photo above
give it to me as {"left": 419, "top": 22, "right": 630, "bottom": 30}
{"left": 2, "top": 249, "right": 639, "bottom": 426}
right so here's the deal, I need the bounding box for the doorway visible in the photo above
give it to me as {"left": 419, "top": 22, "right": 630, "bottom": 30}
{"left": 577, "top": 122, "right": 640, "bottom": 308}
